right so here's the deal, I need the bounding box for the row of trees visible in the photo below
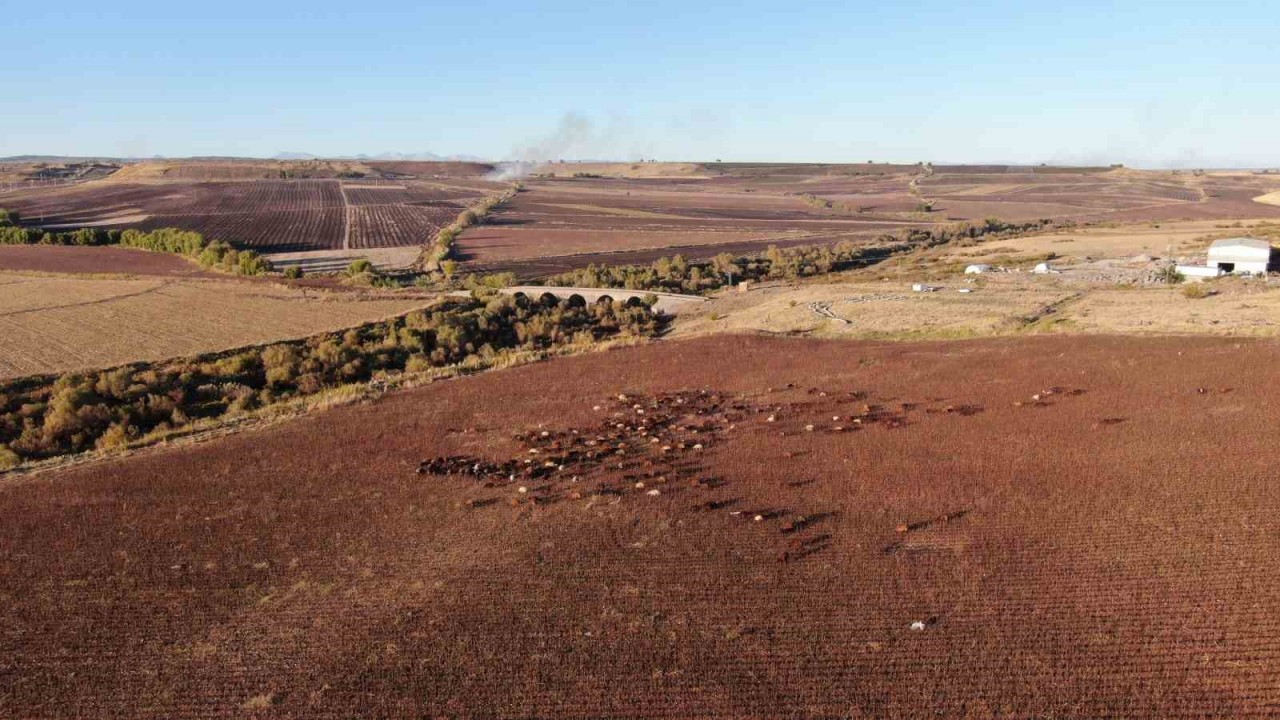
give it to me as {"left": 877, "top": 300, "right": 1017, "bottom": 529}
{"left": 0, "top": 211, "right": 270, "bottom": 275}
{"left": 418, "top": 183, "right": 522, "bottom": 278}
{"left": 0, "top": 293, "right": 659, "bottom": 468}
{"left": 541, "top": 219, "right": 1064, "bottom": 295}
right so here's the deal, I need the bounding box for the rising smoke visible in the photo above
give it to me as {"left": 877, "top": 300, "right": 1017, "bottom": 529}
{"left": 487, "top": 112, "right": 647, "bottom": 181}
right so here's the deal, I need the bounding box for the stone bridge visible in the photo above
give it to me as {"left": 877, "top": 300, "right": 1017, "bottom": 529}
{"left": 501, "top": 286, "right": 707, "bottom": 314}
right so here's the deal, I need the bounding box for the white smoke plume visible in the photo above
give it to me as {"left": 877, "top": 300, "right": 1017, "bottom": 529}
{"left": 487, "top": 112, "right": 645, "bottom": 181}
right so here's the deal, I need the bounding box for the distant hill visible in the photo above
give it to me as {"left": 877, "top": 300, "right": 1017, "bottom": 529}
{"left": 272, "top": 151, "right": 491, "bottom": 162}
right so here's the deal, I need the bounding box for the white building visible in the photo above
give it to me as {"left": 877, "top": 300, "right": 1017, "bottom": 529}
{"left": 1175, "top": 264, "right": 1224, "bottom": 281}
{"left": 1207, "top": 237, "right": 1273, "bottom": 275}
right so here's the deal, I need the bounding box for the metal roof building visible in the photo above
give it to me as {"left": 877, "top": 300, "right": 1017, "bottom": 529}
{"left": 1207, "top": 237, "right": 1273, "bottom": 275}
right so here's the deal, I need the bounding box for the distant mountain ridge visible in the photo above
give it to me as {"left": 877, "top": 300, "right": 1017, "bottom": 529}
{"left": 272, "top": 151, "right": 490, "bottom": 162}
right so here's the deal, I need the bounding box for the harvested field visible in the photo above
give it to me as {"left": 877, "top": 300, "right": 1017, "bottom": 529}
{"left": 8, "top": 162, "right": 1279, "bottom": 276}
{"left": 0, "top": 273, "right": 428, "bottom": 378}
{"left": 0, "top": 245, "right": 215, "bottom": 277}
{"left": 347, "top": 204, "right": 458, "bottom": 249}
{"left": 457, "top": 228, "right": 812, "bottom": 263}
{"left": 454, "top": 165, "right": 1280, "bottom": 277}
{"left": 1252, "top": 190, "right": 1280, "bottom": 207}
{"left": 3, "top": 334, "right": 1280, "bottom": 717}
{"left": 1, "top": 175, "right": 487, "bottom": 252}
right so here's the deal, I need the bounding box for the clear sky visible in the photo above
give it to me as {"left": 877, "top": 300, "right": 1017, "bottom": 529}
{"left": 4, "top": 0, "right": 1276, "bottom": 167}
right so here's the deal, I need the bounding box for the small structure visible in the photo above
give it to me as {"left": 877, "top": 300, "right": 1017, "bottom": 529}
{"left": 1175, "top": 264, "right": 1224, "bottom": 281}
{"left": 1207, "top": 237, "right": 1274, "bottom": 275}
{"left": 1032, "top": 262, "right": 1057, "bottom": 275}
{"left": 911, "top": 283, "right": 941, "bottom": 293}
{"left": 964, "top": 264, "right": 992, "bottom": 274}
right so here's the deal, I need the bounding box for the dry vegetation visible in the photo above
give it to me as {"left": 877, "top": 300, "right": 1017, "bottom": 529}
{"left": 665, "top": 217, "right": 1280, "bottom": 341}
{"left": 0, "top": 274, "right": 429, "bottom": 379}
{"left": 0, "top": 293, "right": 658, "bottom": 467}
{"left": 458, "top": 164, "right": 1280, "bottom": 277}
{"left": 4, "top": 334, "right": 1280, "bottom": 716}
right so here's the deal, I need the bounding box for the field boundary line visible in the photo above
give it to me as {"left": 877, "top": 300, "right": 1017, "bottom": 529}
{"left": 0, "top": 281, "right": 172, "bottom": 319}
{"left": 339, "top": 180, "right": 351, "bottom": 250}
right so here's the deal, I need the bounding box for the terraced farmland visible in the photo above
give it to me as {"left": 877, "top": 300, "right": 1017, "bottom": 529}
{"left": 4, "top": 333, "right": 1280, "bottom": 716}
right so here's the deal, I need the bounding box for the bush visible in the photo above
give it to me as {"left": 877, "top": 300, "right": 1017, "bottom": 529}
{"left": 0, "top": 220, "right": 269, "bottom": 275}
{"left": 0, "top": 295, "right": 663, "bottom": 466}
{"left": 0, "top": 444, "right": 19, "bottom": 469}
{"left": 96, "top": 423, "right": 134, "bottom": 451}
{"left": 283, "top": 266, "right": 304, "bottom": 279}
{"left": 1156, "top": 265, "right": 1185, "bottom": 285}
{"left": 418, "top": 185, "right": 520, "bottom": 275}
{"left": 540, "top": 219, "right": 1061, "bottom": 295}
{"left": 346, "top": 259, "right": 375, "bottom": 276}
{"left": 1182, "top": 282, "right": 1211, "bottom": 299}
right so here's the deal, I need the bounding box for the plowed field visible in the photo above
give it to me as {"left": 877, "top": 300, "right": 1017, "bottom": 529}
{"left": 0, "top": 274, "right": 429, "bottom": 378}
{"left": 3, "top": 334, "right": 1279, "bottom": 717}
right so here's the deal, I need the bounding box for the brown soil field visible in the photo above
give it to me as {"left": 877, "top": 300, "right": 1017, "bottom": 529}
{"left": 0, "top": 274, "right": 428, "bottom": 378}
{"left": 453, "top": 166, "right": 1280, "bottom": 277}
{"left": 0, "top": 245, "right": 216, "bottom": 277}
{"left": 106, "top": 159, "right": 495, "bottom": 183}
{"left": 3, "top": 333, "right": 1279, "bottom": 717}
{"left": 9, "top": 162, "right": 1279, "bottom": 278}
{"left": 457, "top": 228, "right": 812, "bottom": 262}
{"left": 1, "top": 177, "right": 486, "bottom": 252}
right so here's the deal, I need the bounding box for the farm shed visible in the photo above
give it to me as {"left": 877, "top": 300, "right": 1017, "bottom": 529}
{"left": 1207, "top": 237, "right": 1274, "bottom": 275}
{"left": 964, "top": 264, "right": 991, "bottom": 274}
{"left": 1175, "top": 264, "right": 1224, "bottom": 281}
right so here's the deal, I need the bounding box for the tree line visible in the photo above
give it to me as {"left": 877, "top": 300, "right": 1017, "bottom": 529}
{"left": 0, "top": 292, "right": 659, "bottom": 469}
{"left": 417, "top": 183, "right": 522, "bottom": 279}
{"left": 0, "top": 210, "right": 270, "bottom": 275}
{"left": 540, "top": 218, "right": 1066, "bottom": 295}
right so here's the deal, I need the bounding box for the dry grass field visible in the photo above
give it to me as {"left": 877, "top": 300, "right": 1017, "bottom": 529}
{"left": 675, "top": 274, "right": 1280, "bottom": 340}
{"left": 0, "top": 273, "right": 428, "bottom": 379}
{"left": 1254, "top": 190, "right": 1280, "bottom": 207}
{"left": 665, "top": 216, "right": 1280, "bottom": 342}
{"left": 4, "top": 334, "right": 1280, "bottom": 717}
{"left": 938, "top": 218, "right": 1280, "bottom": 266}
{"left": 458, "top": 165, "right": 1280, "bottom": 277}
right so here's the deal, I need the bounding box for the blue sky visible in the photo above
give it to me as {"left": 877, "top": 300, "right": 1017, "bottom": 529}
{"left": 3, "top": 0, "right": 1276, "bottom": 166}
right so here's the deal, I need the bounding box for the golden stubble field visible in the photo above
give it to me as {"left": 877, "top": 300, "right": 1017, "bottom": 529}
{"left": 0, "top": 273, "right": 429, "bottom": 379}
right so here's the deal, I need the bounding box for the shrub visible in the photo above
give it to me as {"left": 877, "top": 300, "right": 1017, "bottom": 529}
{"left": 346, "top": 259, "right": 375, "bottom": 276}
{"left": 283, "top": 266, "right": 304, "bottom": 279}
{"left": 539, "top": 219, "right": 1061, "bottom": 295}
{"left": 0, "top": 444, "right": 19, "bottom": 470}
{"left": 0, "top": 296, "right": 663, "bottom": 466}
{"left": 96, "top": 423, "right": 134, "bottom": 451}
{"left": 0, "top": 222, "right": 269, "bottom": 275}
{"left": 1156, "top": 265, "right": 1185, "bottom": 285}
{"left": 1182, "top": 283, "right": 1211, "bottom": 299}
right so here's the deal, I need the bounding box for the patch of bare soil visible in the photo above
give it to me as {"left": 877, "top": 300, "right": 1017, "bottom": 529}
{"left": 3, "top": 334, "right": 1279, "bottom": 717}
{"left": 0, "top": 245, "right": 214, "bottom": 277}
